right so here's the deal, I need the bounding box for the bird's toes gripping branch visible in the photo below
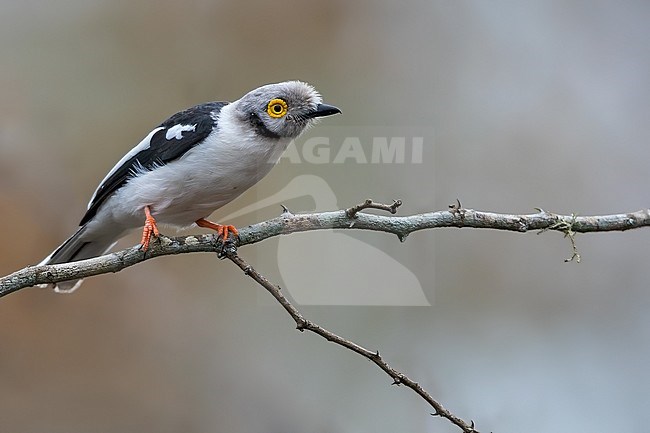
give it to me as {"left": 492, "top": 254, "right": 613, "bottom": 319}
{"left": 194, "top": 218, "right": 239, "bottom": 259}
{"left": 138, "top": 210, "right": 239, "bottom": 253}
{"left": 140, "top": 205, "right": 160, "bottom": 251}
{"left": 195, "top": 218, "right": 239, "bottom": 240}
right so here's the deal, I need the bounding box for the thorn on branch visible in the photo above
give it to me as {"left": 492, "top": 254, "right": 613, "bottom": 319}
{"left": 391, "top": 372, "right": 405, "bottom": 386}
{"left": 346, "top": 199, "right": 402, "bottom": 218}
{"left": 280, "top": 204, "right": 293, "bottom": 215}
{"left": 449, "top": 198, "right": 465, "bottom": 219}
{"left": 296, "top": 318, "right": 308, "bottom": 331}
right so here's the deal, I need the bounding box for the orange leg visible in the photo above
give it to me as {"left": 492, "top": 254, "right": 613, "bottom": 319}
{"left": 196, "top": 218, "right": 239, "bottom": 240}
{"left": 140, "top": 205, "right": 160, "bottom": 251}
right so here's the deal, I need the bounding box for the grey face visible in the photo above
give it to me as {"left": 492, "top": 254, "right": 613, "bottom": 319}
{"left": 234, "top": 81, "right": 341, "bottom": 139}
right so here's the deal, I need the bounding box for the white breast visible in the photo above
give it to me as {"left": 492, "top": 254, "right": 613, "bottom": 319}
{"left": 98, "top": 103, "right": 291, "bottom": 229}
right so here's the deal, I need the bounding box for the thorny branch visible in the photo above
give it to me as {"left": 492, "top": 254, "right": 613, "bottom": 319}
{"left": 2, "top": 201, "right": 649, "bottom": 431}
{"left": 223, "top": 245, "right": 478, "bottom": 432}
{"left": 2, "top": 203, "right": 649, "bottom": 296}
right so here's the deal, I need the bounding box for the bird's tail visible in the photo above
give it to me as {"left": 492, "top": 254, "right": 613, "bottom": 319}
{"left": 39, "top": 225, "right": 117, "bottom": 293}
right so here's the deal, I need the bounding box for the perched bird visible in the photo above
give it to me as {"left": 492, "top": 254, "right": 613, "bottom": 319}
{"left": 39, "top": 81, "right": 341, "bottom": 293}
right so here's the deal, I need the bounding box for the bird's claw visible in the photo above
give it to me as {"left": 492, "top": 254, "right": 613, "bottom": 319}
{"left": 140, "top": 206, "right": 160, "bottom": 251}
{"left": 215, "top": 224, "right": 238, "bottom": 241}
{"left": 195, "top": 218, "right": 239, "bottom": 241}
{"left": 195, "top": 218, "right": 239, "bottom": 258}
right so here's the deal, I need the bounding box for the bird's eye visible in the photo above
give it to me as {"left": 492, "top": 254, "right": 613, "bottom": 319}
{"left": 267, "top": 98, "right": 288, "bottom": 118}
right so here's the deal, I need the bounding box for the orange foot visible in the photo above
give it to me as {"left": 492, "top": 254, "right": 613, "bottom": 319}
{"left": 196, "top": 218, "right": 239, "bottom": 240}
{"left": 140, "top": 205, "right": 160, "bottom": 251}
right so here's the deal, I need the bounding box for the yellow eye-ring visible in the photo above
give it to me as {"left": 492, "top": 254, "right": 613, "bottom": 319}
{"left": 267, "top": 98, "right": 288, "bottom": 118}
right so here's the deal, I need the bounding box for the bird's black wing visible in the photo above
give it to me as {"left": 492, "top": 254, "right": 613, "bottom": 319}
{"left": 80, "top": 101, "right": 228, "bottom": 225}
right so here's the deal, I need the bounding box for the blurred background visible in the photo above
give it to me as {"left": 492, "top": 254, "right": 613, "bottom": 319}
{"left": 1, "top": 1, "right": 649, "bottom": 432}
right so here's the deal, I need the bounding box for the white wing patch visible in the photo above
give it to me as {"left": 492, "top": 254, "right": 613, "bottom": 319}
{"left": 87, "top": 126, "right": 164, "bottom": 209}
{"left": 165, "top": 124, "right": 196, "bottom": 140}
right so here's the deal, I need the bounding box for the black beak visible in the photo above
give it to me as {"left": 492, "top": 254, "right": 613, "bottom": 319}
{"left": 306, "top": 103, "right": 341, "bottom": 119}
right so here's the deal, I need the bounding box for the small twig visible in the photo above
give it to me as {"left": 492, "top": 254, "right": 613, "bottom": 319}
{"left": 223, "top": 248, "right": 478, "bottom": 433}
{"left": 346, "top": 198, "right": 402, "bottom": 218}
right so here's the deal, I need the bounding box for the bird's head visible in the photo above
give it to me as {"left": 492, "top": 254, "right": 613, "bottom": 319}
{"left": 233, "top": 81, "right": 341, "bottom": 139}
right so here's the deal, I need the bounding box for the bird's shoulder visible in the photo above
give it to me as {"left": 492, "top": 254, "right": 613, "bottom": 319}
{"left": 80, "top": 101, "right": 228, "bottom": 225}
